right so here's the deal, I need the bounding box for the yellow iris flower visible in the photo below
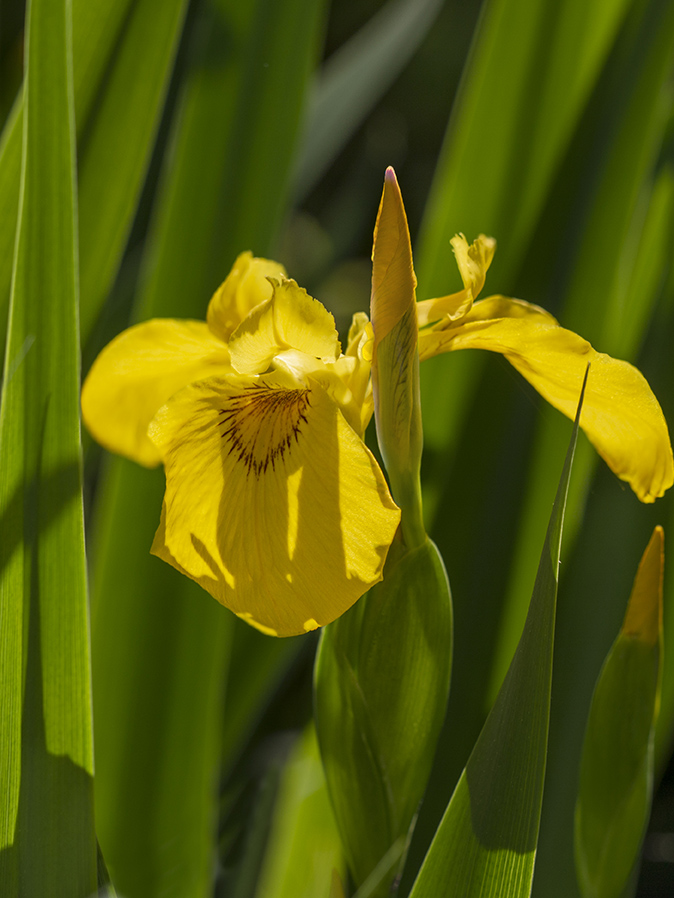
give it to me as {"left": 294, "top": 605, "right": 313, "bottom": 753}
{"left": 82, "top": 173, "right": 673, "bottom": 637}
{"left": 83, "top": 253, "right": 400, "bottom": 637}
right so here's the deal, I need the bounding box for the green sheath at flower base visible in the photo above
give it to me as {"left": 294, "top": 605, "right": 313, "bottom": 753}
{"left": 314, "top": 537, "right": 452, "bottom": 897}
{"left": 371, "top": 167, "right": 425, "bottom": 548}
{"left": 575, "top": 526, "right": 664, "bottom": 898}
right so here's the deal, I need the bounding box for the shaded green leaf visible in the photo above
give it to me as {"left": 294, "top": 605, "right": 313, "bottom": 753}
{"left": 91, "top": 462, "right": 232, "bottom": 898}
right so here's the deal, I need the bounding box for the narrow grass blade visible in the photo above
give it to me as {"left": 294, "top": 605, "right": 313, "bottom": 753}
{"left": 575, "top": 526, "right": 664, "bottom": 898}
{"left": 253, "top": 726, "right": 343, "bottom": 898}
{"left": 408, "top": 370, "right": 586, "bottom": 898}
{"left": 0, "top": 0, "right": 95, "bottom": 892}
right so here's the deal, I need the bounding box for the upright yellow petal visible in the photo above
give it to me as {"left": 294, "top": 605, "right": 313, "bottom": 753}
{"left": 421, "top": 312, "right": 673, "bottom": 502}
{"left": 416, "top": 234, "right": 496, "bottom": 327}
{"left": 206, "top": 251, "right": 286, "bottom": 342}
{"left": 228, "top": 278, "right": 340, "bottom": 374}
{"left": 148, "top": 372, "right": 400, "bottom": 636}
{"left": 81, "top": 319, "right": 231, "bottom": 466}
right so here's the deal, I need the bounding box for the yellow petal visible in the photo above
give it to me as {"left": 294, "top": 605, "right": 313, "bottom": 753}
{"left": 206, "top": 251, "right": 286, "bottom": 342}
{"left": 418, "top": 295, "right": 557, "bottom": 358}
{"left": 461, "top": 294, "right": 557, "bottom": 325}
{"left": 81, "top": 319, "right": 231, "bottom": 466}
{"left": 148, "top": 372, "right": 401, "bottom": 636}
{"left": 416, "top": 234, "right": 496, "bottom": 327}
{"left": 420, "top": 314, "right": 674, "bottom": 502}
{"left": 370, "top": 167, "right": 416, "bottom": 348}
{"left": 228, "top": 278, "right": 340, "bottom": 374}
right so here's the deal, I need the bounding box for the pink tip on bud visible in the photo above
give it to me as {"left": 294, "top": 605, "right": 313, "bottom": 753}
{"left": 385, "top": 166, "right": 397, "bottom": 183}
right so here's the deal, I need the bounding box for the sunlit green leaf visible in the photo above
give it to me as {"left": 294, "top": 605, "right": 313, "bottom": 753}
{"left": 0, "top": 0, "right": 95, "bottom": 892}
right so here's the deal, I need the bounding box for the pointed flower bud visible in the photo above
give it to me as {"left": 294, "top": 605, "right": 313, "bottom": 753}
{"left": 371, "top": 167, "right": 425, "bottom": 547}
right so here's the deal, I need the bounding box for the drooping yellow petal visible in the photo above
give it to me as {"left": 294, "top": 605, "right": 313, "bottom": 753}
{"left": 206, "top": 251, "right": 286, "bottom": 342}
{"left": 81, "top": 319, "right": 231, "bottom": 466}
{"left": 420, "top": 312, "right": 673, "bottom": 502}
{"left": 228, "top": 278, "right": 340, "bottom": 374}
{"left": 148, "top": 372, "right": 400, "bottom": 637}
{"left": 370, "top": 166, "right": 416, "bottom": 348}
{"left": 416, "top": 234, "right": 496, "bottom": 327}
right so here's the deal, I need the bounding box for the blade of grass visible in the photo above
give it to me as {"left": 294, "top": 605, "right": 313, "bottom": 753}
{"left": 0, "top": 0, "right": 95, "bottom": 892}
{"left": 408, "top": 370, "right": 585, "bottom": 898}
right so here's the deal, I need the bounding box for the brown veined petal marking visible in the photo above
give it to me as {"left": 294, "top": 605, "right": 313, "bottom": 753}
{"left": 218, "top": 383, "right": 311, "bottom": 477}
{"left": 148, "top": 372, "right": 401, "bottom": 636}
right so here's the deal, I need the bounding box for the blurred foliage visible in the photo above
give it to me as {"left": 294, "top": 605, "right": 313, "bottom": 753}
{"left": 1, "top": 0, "right": 674, "bottom": 895}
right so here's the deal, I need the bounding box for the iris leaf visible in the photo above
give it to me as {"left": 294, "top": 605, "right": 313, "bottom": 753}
{"left": 0, "top": 0, "right": 95, "bottom": 892}
{"left": 408, "top": 370, "right": 585, "bottom": 898}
